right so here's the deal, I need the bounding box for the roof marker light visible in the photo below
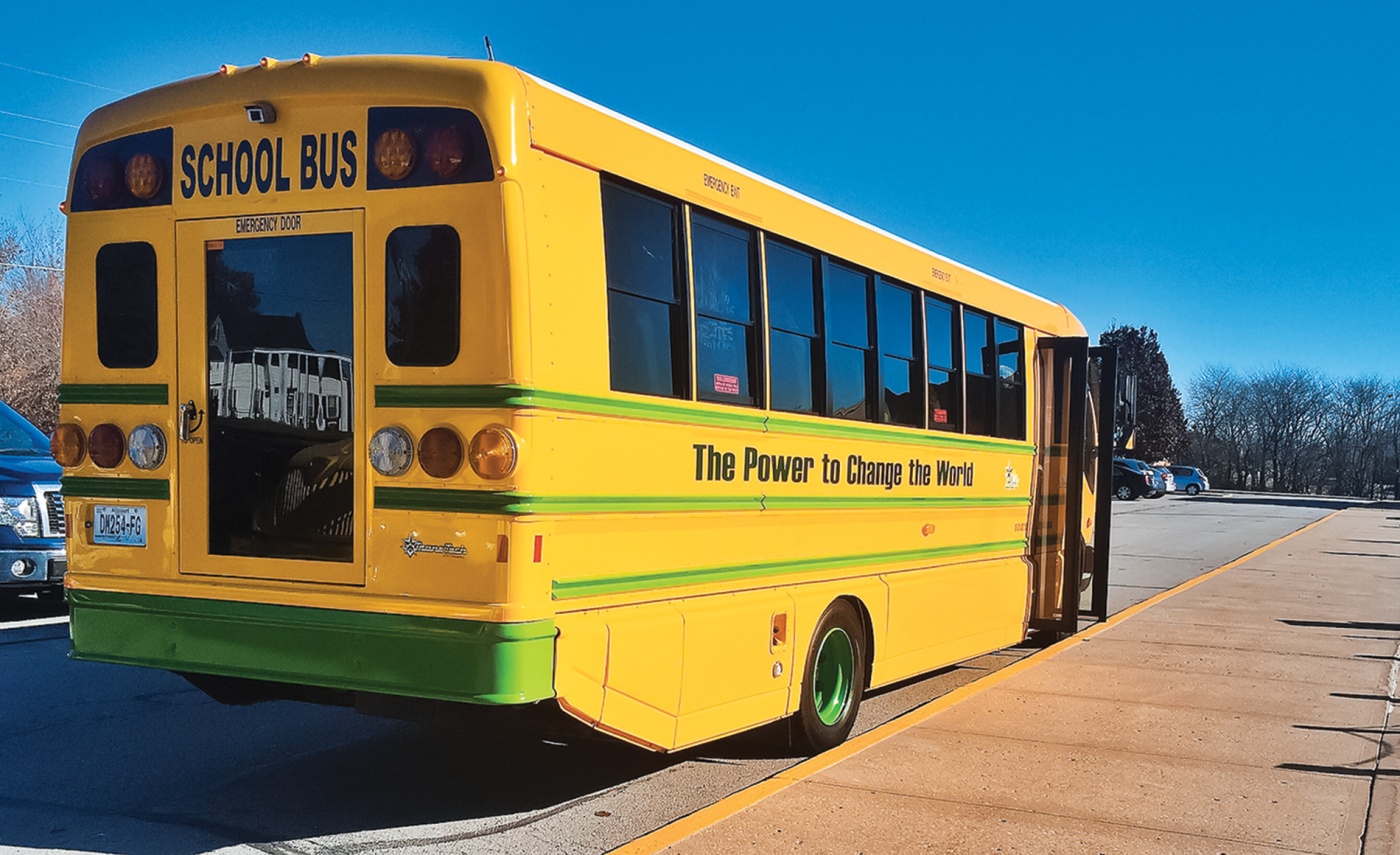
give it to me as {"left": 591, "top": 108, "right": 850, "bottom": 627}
{"left": 302, "top": 53, "right": 321, "bottom": 65}
{"left": 219, "top": 64, "right": 238, "bottom": 76}
{"left": 259, "top": 57, "right": 276, "bottom": 69}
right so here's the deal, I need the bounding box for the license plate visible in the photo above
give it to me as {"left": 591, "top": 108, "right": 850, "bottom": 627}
{"left": 92, "top": 505, "right": 147, "bottom": 547}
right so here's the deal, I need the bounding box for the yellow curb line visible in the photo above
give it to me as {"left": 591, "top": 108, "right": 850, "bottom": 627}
{"left": 610, "top": 508, "right": 1344, "bottom": 854}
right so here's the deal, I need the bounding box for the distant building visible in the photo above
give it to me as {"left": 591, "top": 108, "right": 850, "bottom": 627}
{"left": 208, "top": 312, "right": 352, "bottom": 432}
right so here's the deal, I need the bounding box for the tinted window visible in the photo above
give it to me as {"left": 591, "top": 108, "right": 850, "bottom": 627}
{"left": 692, "top": 215, "right": 751, "bottom": 323}
{"left": 96, "top": 242, "right": 158, "bottom": 368}
{"left": 995, "top": 319, "right": 1022, "bottom": 384}
{"left": 926, "top": 298, "right": 955, "bottom": 370}
{"left": 603, "top": 183, "right": 679, "bottom": 303}
{"left": 964, "top": 309, "right": 995, "bottom": 436}
{"left": 828, "top": 344, "right": 868, "bottom": 420}
{"left": 693, "top": 214, "right": 758, "bottom": 405}
{"left": 964, "top": 310, "right": 993, "bottom": 376}
{"left": 825, "top": 263, "right": 869, "bottom": 348}
{"left": 926, "top": 296, "right": 960, "bottom": 432}
{"left": 770, "top": 330, "right": 816, "bottom": 413}
{"left": 929, "top": 368, "right": 959, "bottom": 430}
{"left": 607, "top": 291, "right": 686, "bottom": 397}
{"left": 876, "top": 283, "right": 916, "bottom": 360}
{"left": 385, "top": 225, "right": 460, "bottom": 366}
{"left": 767, "top": 240, "right": 822, "bottom": 414}
{"left": 965, "top": 374, "right": 994, "bottom": 436}
{"left": 766, "top": 241, "right": 817, "bottom": 336}
{"left": 602, "top": 182, "right": 687, "bottom": 397}
{"left": 824, "top": 262, "right": 872, "bottom": 421}
{"left": 877, "top": 281, "right": 919, "bottom": 426}
{"left": 995, "top": 319, "right": 1024, "bottom": 439}
{"left": 881, "top": 356, "right": 920, "bottom": 427}
{"left": 205, "top": 232, "right": 355, "bottom": 563}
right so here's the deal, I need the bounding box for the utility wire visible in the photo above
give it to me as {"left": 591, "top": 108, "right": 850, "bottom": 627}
{"left": 1, "top": 263, "right": 64, "bottom": 273}
{"left": 0, "top": 131, "right": 68, "bottom": 149}
{"left": 0, "top": 176, "right": 63, "bottom": 190}
{"left": 0, "top": 61, "right": 125, "bottom": 94}
{"left": 0, "top": 109, "right": 78, "bottom": 129}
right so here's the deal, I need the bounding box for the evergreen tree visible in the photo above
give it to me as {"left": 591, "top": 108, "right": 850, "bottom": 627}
{"left": 1099, "top": 324, "right": 1188, "bottom": 462}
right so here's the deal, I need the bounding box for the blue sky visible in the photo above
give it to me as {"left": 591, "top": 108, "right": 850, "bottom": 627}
{"left": 3, "top": 2, "right": 1396, "bottom": 391}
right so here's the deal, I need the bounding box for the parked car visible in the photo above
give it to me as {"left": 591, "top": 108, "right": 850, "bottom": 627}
{"left": 1169, "top": 465, "right": 1211, "bottom": 496}
{"left": 1155, "top": 466, "right": 1176, "bottom": 493}
{"left": 1112, "top": 457, "right": 1165, "bottom": 500}
{"left": 0, "top": 400, "right": 65, "bottom": 600}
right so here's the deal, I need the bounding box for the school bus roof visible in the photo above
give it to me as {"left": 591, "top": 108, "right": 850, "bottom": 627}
{"left": 68, "top": 54, "right": 1085, "bottom": 337}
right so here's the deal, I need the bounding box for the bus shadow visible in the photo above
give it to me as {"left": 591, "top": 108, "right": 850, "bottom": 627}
{"left": 0, "top": 593, "right": 68, "bottom": 623}
{"left": 0, "top": 665, "right": 681, "bottom": 855}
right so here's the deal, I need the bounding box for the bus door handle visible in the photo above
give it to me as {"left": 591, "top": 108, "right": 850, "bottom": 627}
{"left": 179, "top": 400, "right": 205, "bottom": 444}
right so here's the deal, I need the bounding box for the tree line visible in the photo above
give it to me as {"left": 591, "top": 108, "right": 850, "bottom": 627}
{"left": 1101, "top": 323, "right": 1395, "bottom": 498}
{"left": 0, "top": 219, "right": 63, "bottom": 433}
{"left": 1185, "top": 365, "right": 1398, "bottom": 498}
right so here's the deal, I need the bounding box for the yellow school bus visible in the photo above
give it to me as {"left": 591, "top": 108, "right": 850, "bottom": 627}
{"left": 54, "top": 55, "right": 1113, "bottom": 753}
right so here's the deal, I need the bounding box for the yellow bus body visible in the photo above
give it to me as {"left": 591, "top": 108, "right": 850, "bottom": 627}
{"left": 59, "top": 56, "right": 1089, "bottom": 751}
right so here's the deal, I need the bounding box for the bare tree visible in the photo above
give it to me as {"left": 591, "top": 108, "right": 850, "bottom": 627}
{"left": 1187, "top": 362, "right": 1399, "bottom": 497}
{"left": 0, "top": 217, "right": 65, "bottom": 432}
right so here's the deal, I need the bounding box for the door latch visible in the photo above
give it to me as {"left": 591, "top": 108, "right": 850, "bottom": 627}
{"left": 178, "top": 400, "right": 204, "bottom": 444}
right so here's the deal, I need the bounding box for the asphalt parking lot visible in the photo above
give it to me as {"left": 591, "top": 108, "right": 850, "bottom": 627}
{"left": 0, "top": 493, "right": 1349, "bottom": 854}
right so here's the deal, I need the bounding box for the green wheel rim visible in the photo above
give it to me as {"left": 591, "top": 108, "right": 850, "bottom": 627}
{"left": 812, "top": 626, "right": 855, "bottom": 727}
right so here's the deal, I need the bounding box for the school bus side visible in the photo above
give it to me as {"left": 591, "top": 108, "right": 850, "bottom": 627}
{"left": 465, "top": 72, "right": 1086, "bottom": 750}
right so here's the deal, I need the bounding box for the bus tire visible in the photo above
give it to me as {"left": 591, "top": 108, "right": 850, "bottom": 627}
{"left": 795, "top": 599, "right": 866, "bottom": 754}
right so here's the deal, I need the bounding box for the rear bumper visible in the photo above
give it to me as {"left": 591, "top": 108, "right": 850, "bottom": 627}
{"left": 0, "top": 548, "right": 65, "bottom": 590}
{"left": 68, "top": 589, "right": 556, "bottom": 705}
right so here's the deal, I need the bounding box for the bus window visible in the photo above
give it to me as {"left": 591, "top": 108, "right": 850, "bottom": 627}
{"left": 876, "top": 280, "right": 920, "bottom": 427}
{"left": 925, "top": 296, "right": 961, "bottom": 432}
{"left": 385, "top": 225, "right": 461, "bottom": 367}
{"left": 824, "top": 261, "right": 872, "bottom": 421}
{"left": 964, "top": 309, "right": 995, "bottom": 435}
{"left": 95, "top": 242, "right": 158, "bottom": 368}
{"left": 996, "top": 318, "right": 1025, "bottom": 440}
{"left": 602, "top": 181, "right": 688, "bottom": 398}
{"left": 766, "top": 240, "right": 821, "bottom": 415}
{"left": 691, "top": 213, "right": 758, "bottom": 406}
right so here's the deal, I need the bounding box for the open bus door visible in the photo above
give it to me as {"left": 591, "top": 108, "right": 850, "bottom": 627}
{"left": 1028, "top": 338, "right": 1116, "bottom": 638}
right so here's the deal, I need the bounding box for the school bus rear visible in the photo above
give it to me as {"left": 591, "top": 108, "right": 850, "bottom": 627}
{"left": 56, "top": 56, "right": 556, "bottom": 707}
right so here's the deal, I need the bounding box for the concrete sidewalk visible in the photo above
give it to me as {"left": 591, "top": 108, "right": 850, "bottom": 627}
{"left": 651, "top": 507, "right": 1400, "bottom": 854}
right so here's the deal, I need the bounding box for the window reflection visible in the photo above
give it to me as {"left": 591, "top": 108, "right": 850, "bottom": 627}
{"left": 205, "top": 232, "right": 355, "bottom": 563}
{"left": 386, "top": 225, "right": 460, "bottom": 367}
{"left": 693, "top": 214, "right": 758, "bottom": 405}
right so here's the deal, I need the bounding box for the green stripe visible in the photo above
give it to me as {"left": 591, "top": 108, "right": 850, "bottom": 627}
{"left": 375, "top": 487, "right": 764, "bottom": 514}
{"left": 59, "top": 384, "right": 169, "bottom": 405}
{"left": 762, "top": 495, "right": 1029, "bottom": 510}
{"left": 552, "top": 538, "right": 1028, "bottom": 600}
{"left": 61, "top": 476, "right": 170, "bottom": 500}
{"left": 375, "top": 487, "right": 1027, "bottom": 515}
{"left": 375, "top": 384, "right": 1033, "bottom": 455}
{"left": 68, "top": 590, "right": 555, "bottom": 705}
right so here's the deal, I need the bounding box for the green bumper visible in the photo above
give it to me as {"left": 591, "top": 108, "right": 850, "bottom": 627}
{"left": 67, "top": 589, "right": 556, "bottom": 705}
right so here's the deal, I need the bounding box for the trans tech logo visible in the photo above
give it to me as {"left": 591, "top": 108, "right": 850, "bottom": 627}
{"left": 400, "top": 536, "right": 467, "bottom": 559}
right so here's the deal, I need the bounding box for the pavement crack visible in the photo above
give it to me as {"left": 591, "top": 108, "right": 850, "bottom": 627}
{"left": 1357, "top": 639, "right": 1400, "bottom": 854}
